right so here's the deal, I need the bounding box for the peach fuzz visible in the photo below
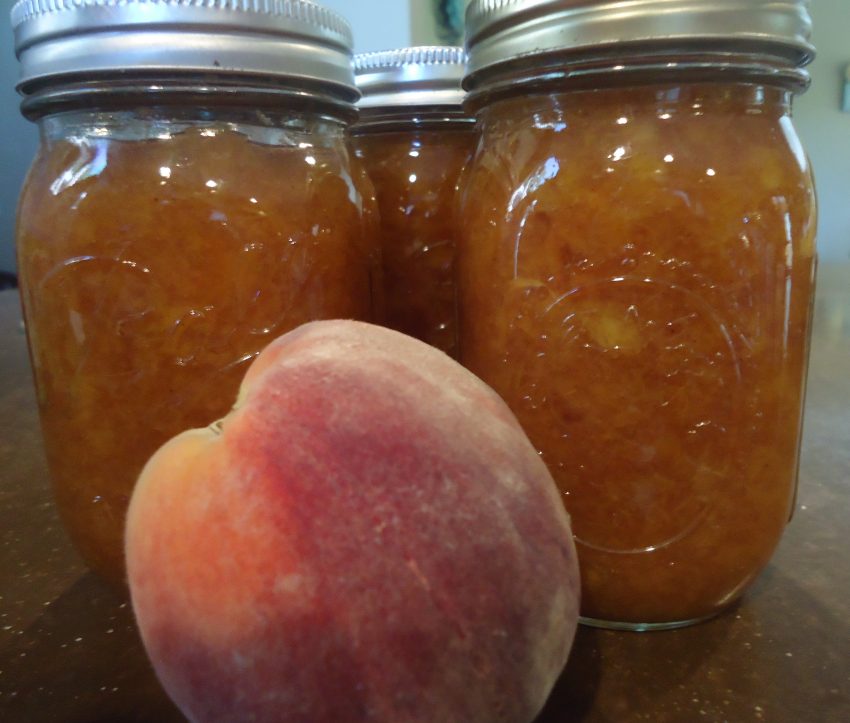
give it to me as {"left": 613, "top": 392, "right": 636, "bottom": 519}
{"left": 126, "top": 320, "right": 579, "bottom": 723}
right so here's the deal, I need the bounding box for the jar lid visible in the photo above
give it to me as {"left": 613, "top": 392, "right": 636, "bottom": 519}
{"left": 10, "top": 0, "right": 357, "bottom": 102}
{"left": 465, "top": 0, "right": 815, "bottom": 89}
{"left": 354, "top": 46, "right": 467, "bottom": 109}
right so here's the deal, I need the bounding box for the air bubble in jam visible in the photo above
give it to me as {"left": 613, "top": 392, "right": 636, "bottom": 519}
{"left": 457, "top": 84, "right": 817, "bottom": 625}
{"left": 17, "top": 119, "right": 377, "bottom": 585}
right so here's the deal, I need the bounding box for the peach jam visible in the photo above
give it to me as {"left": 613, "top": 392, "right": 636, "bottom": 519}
{"left": 12, "top": 0, "right": 376, "bottom": 585}
{"left": 351, "top": 48, "right": 476, "bottom": 357}
{"left": 459, "top": 0, "right": 817, "bottom": 627}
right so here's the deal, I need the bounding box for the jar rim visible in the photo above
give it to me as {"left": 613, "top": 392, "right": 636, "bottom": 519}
{"left": 463, "top": 52, "right": 812, "bottom": 112}
{"left": 464, "top": 0, "right": 815, "bottom": 96}
{"left": 18, "top": 76, "right": 359, "bottom": 124}
{"left": 11, "top": 0, "right": 358, "bottom": 108}
{"left": 354, "top": 46, "right": 469, "bottom": 111}
{"left": 350, "top": 108, "right": 476, "bottom": 134}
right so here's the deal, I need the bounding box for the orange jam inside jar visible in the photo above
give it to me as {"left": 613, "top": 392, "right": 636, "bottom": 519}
{"left": 12, "top": 1, "right": 376, "bottom": 585}
{"left": 458, "top": 1, "right": 818, "bottom": 628}
{"left": 350, "top": 48, "right": 476, "bottom": 357}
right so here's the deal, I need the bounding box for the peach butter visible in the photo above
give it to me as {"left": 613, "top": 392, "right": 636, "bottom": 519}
{"left": 456, "top": 83, "right": 817, "bottom": 626}
{"left": 17, "top": 115, "right": 376, "bottom": 584}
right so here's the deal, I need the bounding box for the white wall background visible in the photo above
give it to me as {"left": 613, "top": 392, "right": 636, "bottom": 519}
{"left": 410, "top": 0, "right": 443, "bottom": 47}
{"left": 1, "top": 0, "right": 39, "bottom": 274}
{"left": 320, "top": 0, "right": 411, "bottom": 53}
{"left": 794, "top": 0, "right": 850, "bottom": 262}
{"left": 1, "top": 0, "right": 848, "bottom": 271}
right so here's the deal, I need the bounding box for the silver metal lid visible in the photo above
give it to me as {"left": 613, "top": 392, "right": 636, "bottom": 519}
{"left": 465, "top": 0, "right": 815, "bottom": 88}
{"left": 11, "top": 0, "right": 357, "bottom": 102}
{"left": 354, "top": 46, "right": 467, "bottom": 109}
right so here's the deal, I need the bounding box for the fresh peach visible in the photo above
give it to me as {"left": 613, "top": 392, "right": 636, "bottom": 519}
{"left": 126, "top": 320, "right": 579, "bottom": 723}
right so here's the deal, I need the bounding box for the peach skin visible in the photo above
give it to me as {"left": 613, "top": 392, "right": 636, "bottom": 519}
{"left": 126, "top": 320, "right": 579, "bottom": 723}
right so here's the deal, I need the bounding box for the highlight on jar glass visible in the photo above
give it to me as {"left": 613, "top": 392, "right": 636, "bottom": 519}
{"left": 350, "top": 47, "right": 476, "bottom": 357}
{"left": 457, "top": 0, "right": 818, "bottom": 629}
{"left": 11, "top": 0, "right": 377, "bottom": 586}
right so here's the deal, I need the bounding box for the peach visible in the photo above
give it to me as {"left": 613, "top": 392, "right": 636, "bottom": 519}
{"left": 126, "top": 320, "right": 579, "bottom": 723}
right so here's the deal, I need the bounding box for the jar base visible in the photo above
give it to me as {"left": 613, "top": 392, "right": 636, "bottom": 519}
{"left": 579, "top": 610, "right": 722, "bottom": 632}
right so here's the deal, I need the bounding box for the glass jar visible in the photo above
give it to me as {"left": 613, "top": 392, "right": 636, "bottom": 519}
{"left": 458, "top": 0, "right": 817, "bottom": 628}
{"left": 12, "top": 0, "right": 377, "bottom": 585}
{"left": 350, "top": 47, "right": 476, "bottom": 357}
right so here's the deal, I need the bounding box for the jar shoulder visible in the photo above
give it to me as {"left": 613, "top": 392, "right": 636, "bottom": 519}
{"left": 18, "top": 124, "right": 368, "bottom": 242}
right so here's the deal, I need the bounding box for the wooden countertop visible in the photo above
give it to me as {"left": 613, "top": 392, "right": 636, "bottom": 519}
{"left": 1, "top": 266, "right": 849, "bottom": 723}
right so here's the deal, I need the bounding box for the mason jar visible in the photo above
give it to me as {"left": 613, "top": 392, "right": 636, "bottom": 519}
{"left": 12, "top": 0, "right": 377, "bottom": 585}
{"left": 350, "top": 47, "right": 476, "bottom": 357}
{"left": 457, "top": 0, "right": 818, "bottom": 629}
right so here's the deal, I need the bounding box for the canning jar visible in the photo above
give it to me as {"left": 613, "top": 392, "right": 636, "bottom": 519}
{"left": 12, "top": 0, "right": 377, "bottom": 585}
{"left": 458, "top": 0, "right": 817, "bottom": 628}
{"left": 350, "top": 47, "right": 476, "bottom": 357}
